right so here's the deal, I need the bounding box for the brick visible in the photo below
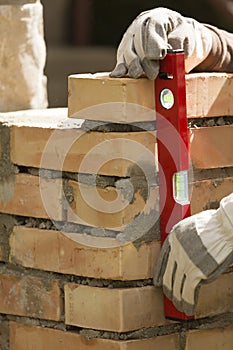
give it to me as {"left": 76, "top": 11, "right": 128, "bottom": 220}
{"left": 64, "top": 284, "right": 165, "bottom": 331}
{"left": 196, "top": 272, "right": 233, "bottom": 318}
{"left": 9, "top": 322, "right": 179, "bottom": 350}
{"left": 125, "top": 334, "right": 179, "bottom": 350}
{"left": 10, "top": 226, "right": 160, "bottom": 280}
{"left": 186, "top": 72, "right": 233, "bottom": 118}
{"left": 11, "top": 122, "right": 156, "bottom": 177}
{"left": 68, "top": 72, "right": 233, "bottom": 121}
{"left": 67, "top": 181, "right": 158, "bottom": 229}
{"left": 67, "top": 177, "right": 232, "bottom": 229}
{"left": 9, "top": 322, "right": 121, "bottom": 350}
{"left": 191, "top": 177, "right": 233, "bottom": 214}
{"left": 68, "top": 73, "right": 155, "bottom": 122}
{"left": 190, "top": 125, "right": 233, "bottom": 169}
{"left": 186, "top": 325, "right": 233, "bottom": 350}
{"left": 0, "top": 173, "right": 63, "bottom": 221}
{"left": 0, "top": 273, "right": 61, "bottom": 321}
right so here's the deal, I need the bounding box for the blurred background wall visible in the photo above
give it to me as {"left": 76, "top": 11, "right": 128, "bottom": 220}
{"left": 41, "top": 0, "right": 233, "bottom": 107}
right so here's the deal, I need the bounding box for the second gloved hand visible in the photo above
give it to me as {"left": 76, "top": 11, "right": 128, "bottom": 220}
{"left": 110, "top": 7, "right": 212, "bottom": 80}
{"left": 153, "top": 193, "right": 233, "bottom": 316}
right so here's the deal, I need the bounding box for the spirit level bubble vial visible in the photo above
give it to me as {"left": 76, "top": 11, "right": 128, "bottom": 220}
{"left": 155, "top": 50, "right": 194, "bottom": 321}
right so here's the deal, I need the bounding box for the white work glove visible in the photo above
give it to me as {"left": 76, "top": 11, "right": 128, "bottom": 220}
{"left": 110, "top": 7, "right": 213, "bottom": 80}
{"left": 154, "top": 193, "right": 233, "bottom": 316}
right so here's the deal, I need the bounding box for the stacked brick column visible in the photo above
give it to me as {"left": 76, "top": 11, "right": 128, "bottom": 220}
{"left": 0, "top": 0, "right": 47, "bottom": 112}
{"left": 0, "top": 73, "right": 232, "bottom": 349}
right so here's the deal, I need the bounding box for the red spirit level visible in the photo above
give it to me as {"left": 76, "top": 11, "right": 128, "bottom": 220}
{"left": 155, "top": 50, "right": 194, "bottom": 320}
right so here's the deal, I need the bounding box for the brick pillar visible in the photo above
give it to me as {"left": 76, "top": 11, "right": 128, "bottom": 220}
{"left": 0, "top": 0, "right": 48, "bottom": 112}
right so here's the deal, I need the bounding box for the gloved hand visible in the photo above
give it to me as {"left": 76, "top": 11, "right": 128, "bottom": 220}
{"left": 153, "top": 193, "right": 233, "bottom": 316}
{"left": 110, "top": 7, "right": 213, "bottom": 80}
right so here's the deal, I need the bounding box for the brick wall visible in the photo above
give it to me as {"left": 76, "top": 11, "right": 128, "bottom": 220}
{"left": 0, "top": 73, "right": 232, "bottom": 349}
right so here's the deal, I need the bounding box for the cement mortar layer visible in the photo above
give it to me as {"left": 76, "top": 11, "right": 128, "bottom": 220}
{"left": 0, "top": 108, "right": 232, "bottom": 129}
{"left": 0, "top": 1, "right": 47, "bottom": 112}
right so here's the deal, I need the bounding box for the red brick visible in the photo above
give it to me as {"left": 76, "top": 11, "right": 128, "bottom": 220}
{"left": 0, "top": 274, "right": 61, "bottom": 321}
{"left": 0, "top": 173, "right": 63, "bottom": 221}
{"left": 10, "top": 226, "right": 160, "bottom": 280}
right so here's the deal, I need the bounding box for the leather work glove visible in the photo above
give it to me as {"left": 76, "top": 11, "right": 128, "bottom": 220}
{"left": 110, "top": 7, "right": 213, "bottom": 80}
{"left": 153, "top": 193, "right": 233, "bottom": 316}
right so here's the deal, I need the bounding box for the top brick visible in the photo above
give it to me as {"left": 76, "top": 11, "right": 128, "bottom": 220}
{"left": 68, "top": 72, "right": 233, "bottom": 122}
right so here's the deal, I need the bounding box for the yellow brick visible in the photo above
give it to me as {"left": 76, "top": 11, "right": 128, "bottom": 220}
{"left": 191, "top": 177, "right": 233, "bottom": 214}
{"left": 0, "top": 274, "right": 61, "bottom": 321}
{"left": 9, "top": 322, "right": 122, "bottom": 350}
{"left": 0, "top": 173, "right": 63, "bottom": 221}
{"left": 68, "top": 73, "right": 155, "bottom": 122}
{"left": 186, "top": 72, "right": 233, "bottom": 118}
{"left": 10, "top": 322, "right": 179, "bottom": 350}
{"left": 64, "top": 284, "right": 166, "bottom": 332}
{"left": 186, "top": 325, "right": 233, "bottom": 350}
{"left": 196, "top": 272, "right": 233, "bottom": 318}
{"left": 190, "top": 125, "right": 233, "bottom": 169}
{"left": 125, "top": 334, "right": 179, "bottom": 350}
{"left": 67, "top": 181, "right": 159, "bottom": 229}
{"left": 68, "top": 72, "right": 233, "bottom": 121}
{"left": 11, "top": 122, "right": 156, "bottom": 177}
{"left": 10, "top": 226, "right": 160, "bottom": 280}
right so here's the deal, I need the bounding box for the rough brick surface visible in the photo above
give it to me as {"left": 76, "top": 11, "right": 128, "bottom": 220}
{"left": 0, "top": 273, "right": 61, "bottom": 321}
{"left": 68, "top": 73, "right": 155, "bottom": 122}
{"left": 191, "top": 177, "right": 233, "bottom": 214}
{"left": 11, "top": 122, "right": 156, "bottom": 177}
{"left": 190, "top": 125, "right": 233, "bottom": 169}
{"left": 9, "top": 322, "right": 121, "bottom": 350}
{"left": 64, "top": 284, "right": 166, "bottom": 331}
{"left": 67, "top": 180, "right": 158, "bottom": 229}
{"left": 0, "top": 173, "right": 63, "bottom": 221}
{"left": 10, "top": 226, "right": 160, "bottom": 280}
{"left": 186, "top": 325, "right": 233, "bottom": 350}
{"left": 196, "top": 272, "right": 233, "bottom": 318}
{"left": 9, "top": 322, "right": 179, "bottom": 350}
{"left": 68, "top": 73, "right": 233, "bottom": 121}
{"left": 186, "top": 73, "right": 233, "bottom": 118}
